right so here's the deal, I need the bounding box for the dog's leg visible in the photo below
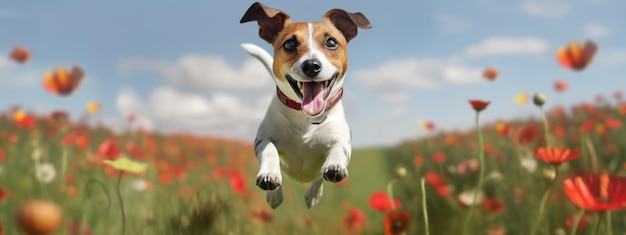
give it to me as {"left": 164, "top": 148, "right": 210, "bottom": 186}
{"left": 304, "top": 177, "right": 324, "bottom": 208}
{"left": 266, "top": 186, "right": 284, "bottom": 209}
{"left": 322, "top": 143, "right": 351, "bottom": 183}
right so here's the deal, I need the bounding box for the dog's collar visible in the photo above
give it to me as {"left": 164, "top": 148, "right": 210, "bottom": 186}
{"left": 276, "top": 86, "right": 343, "bottom": 113}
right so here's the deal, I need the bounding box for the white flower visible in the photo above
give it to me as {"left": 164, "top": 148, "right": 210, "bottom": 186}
{"left": 457, "top": 189, "right": 485, "bottom": 207}
{"left": 35, "top": 163, "right": 57, "bottom": 183}
{"left": 132, "top": 179, "right": 148, "bottom": 191}
{"left": 520, "top": 157, "right": 538, "bottom": 173}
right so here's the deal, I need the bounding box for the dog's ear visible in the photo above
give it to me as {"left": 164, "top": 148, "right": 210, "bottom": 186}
{"left": 323, "top": 9, "right": 372, "bottom": 43}
{"left": 240, "top": 2, "right": 291, "bottom": 44}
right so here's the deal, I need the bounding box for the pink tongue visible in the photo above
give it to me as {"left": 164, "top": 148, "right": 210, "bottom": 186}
{"left": 301, "top": 82, "right": 325, "bottom": 116}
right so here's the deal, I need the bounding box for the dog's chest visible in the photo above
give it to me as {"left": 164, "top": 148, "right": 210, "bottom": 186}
{"left": 274, "top": 126, "right": 330, "bottom": 182}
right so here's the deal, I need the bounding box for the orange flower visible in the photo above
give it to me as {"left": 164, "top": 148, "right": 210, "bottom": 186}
{"left": 533, "top": 147, "right": 581, "bottom": 165}
{"left": 65, "top": 174, "right": 74, "bottom": 184}
{"left": 554, "top": 80, "right": 569, "bottom": 92}
{"left": 563, "top": 173, "right": 626, "bottom": 211}
{"left": 556, "top": 40, "right": 598, "bottom": 71}
{"left": 469, "top": 100, "right": 490, "bottom": 112}
{"left": 413, "top": 154, "right": 424, "bottom": 167}
{"left": 42, "top": 66, "right": 84, "bottom": 96}
{"left": 10, "top": 47, "right": 30, "bottom": 63}
{"left": 495, "top": 121, "right": 510, "bottom": 136}
{"left": 85, "top": 101, "right": 101, "bottom": 114}
{"left": 67, "top": 185, "right": 79, "bottom": 198}
{"left": 383, "top": 210, "right": 410, "bottom": 235}
{"left": 483, "top": 67, "right": 498, "bottom": 81}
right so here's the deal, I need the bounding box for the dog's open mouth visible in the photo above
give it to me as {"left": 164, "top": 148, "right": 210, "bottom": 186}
{"left": 286, "top": 73, "right": 338, "bottom": 116}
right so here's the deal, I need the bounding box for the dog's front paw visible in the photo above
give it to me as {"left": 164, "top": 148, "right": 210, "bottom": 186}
{"left": 256, "top": 172, "right": 282, "bottom": 191}
{"left": 323, "top": 165, "right": 348, "bottom": 183}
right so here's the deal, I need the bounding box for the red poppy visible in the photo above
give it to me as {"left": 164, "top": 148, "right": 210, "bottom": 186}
{"left": 158, "top": 172, "right": 174, "bottom": 185}
{"left": 563, "top": 173, "right": 626, "bottom": 211}
{"left": 42, "top": 66, "right": 84, "bottom": 96}
{"left": 229, "top": 171, "right": 247, "bottom": 195}
{"left": 383, "top": 210, "right": 410, "bottom": 235}
{"left": 515, "top": 123, "right": 540, "bottom": 146}
{"left": 421, "top": 121, "right": 435, "bottom": 131}
{"left": 481, "top": 197, "right": 504, "bottom": 213}
{"left": 495, "top": 122, "right": 510, "bottom": 136}
{"left": 435, "top": 184, "right": 450, "bottom": 197}
{"left": 565, "top": 214, "right": 588, "bottom": 231}
{"left": 554, "top": 80, "right": 569, "bottom": 92}
{"left": 554, "top": 126, "right": 566, "bottom": 138}
{"left": 424, "top": 171, "right": 446, "bottom": 187}
{"left": 604, "top": 118, "right": 622, "bottom": 129}
{"left": 370, "top": 191, "right": 401, "bottom": 211}
{"left": 469, "top": 100, "right": 490, "bottom": 112}
{"left": 431, "top": 151, "right": 446, "bottom": 164}
{"left": 125, "top": 142, "right": 144, "bottom": 159}
{"left": 579, "top": 119, "right": 595, "bottom": 133}
{"left": 556, "top": 40, "right": 598, "bottom": 71}
{"left": 98, "top": 140, "right": 121, "bottom": 159}
{"left": 10, "top": 47, "right": 30, "bottom": 63}
{"left": 343, "top": 208, "right": 366, "bottom": 233}
{"left": 533, "top": 147, "right": 581, "bottom": 165}
{"left": 413, "top": 154, "right": 424, "bottom": 167}
{"left": 0, "top": 149, "right": 5, "bottom": 161}
{"left": 251, "top": 210, "right": 273, "bottom": 223}
{"left": 50, "top": 110, "right": 69, "bottom": 122}
{"left": 0, "top": 187, "right": 7, "bottom": 201}
{"left": 13, "top": 111, "right": 36, "bottom": 128}
{"left": 65, "top": 173, "right": 74, "bottom": 184}
{"left": 483, "top": 67, "right": 498, "bottom": 81}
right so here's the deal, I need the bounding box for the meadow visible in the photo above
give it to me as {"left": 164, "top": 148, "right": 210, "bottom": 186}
{"left": 2, "top": 43, "right": 626, "bottom": 235}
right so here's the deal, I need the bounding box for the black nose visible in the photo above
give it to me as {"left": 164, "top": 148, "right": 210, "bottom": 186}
{"left": 301, "top": 58, "right": 321, "bottom": 77}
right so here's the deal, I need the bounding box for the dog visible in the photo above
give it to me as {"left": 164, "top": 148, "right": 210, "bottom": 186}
{"left": 240, "top": 2, "right": 371, "bottom": 209}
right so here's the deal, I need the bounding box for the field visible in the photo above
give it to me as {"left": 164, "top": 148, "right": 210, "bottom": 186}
{"left": 1, "top": 92, "right": 626, "bottom": 235}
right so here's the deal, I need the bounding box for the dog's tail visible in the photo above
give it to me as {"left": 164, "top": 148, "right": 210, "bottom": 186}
{"left": 241, "top": 43, "right": 273, "bottom": 76}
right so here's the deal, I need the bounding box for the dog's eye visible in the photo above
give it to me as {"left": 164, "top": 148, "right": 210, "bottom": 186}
{"left": 325, "top": 37, "right": 338, "bottom": 50}
{"left": 283, "top": 39, "right": 297, "bottom": 52}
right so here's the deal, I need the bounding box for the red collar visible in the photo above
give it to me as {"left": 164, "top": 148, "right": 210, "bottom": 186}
{"left": 276, "top": 87, "right": 343, "bottom": 112}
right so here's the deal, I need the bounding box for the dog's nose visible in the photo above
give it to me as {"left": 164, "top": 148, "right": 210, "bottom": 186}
{"left": 301, "top": 58, "right": 321, "bottom": 77}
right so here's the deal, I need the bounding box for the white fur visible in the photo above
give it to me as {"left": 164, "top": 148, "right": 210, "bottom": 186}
{"left": 242, "top": 43, "right": 352, "bottom": 209}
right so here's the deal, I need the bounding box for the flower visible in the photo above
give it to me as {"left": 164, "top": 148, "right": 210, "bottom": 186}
{"left": 457, "top": 189, "right": 484, "bottom": 208}
{"left": 481, "top": 197, "right": 504, "bottom": 213}
{"left": 13, "top": 110, "right": 36, "bottom": 128}
{"left": 102, "top": 157, "right": 148, "bottom": 174}
{"left": 343, "top": 208, "right": 366, "bottom": 233}
{"left": 431, "top": 151, "right": 446, "bottom": 164}
{"left": 125, "top": 142, "right": 144, "bottom": 159}
{"left": 369, "top": 191, "right": 401, "bottom": 211}
{"left": 383, "top": 210, "right": 410, "bottom": 235}
{"left": 10, "top": 47, "right": 30, "bottom": 63}
{"left": 579, "top": 118, "right": 595, "bottom": 133}
{"left": 469, "top": 100, "right": 490, "bottom": 112}
{"left": 556, "top": 40, "right": 597, "bottom": 71}
{"left": 65, "top": 173, "right": 74, "bottom": 184}
{"left": 420, "top": 121, "right": 435, "bottom": 131}
{"left": 85, "top": 101, "right": 101, "bottom": 114}
{"left": 35, "top": 163, "right": 57, "bottom": 183}
{"left": 563, "top": 173, "right": 626, "bottom": 211}
{"left": 251, "top": 209, "right": 273, "bottom": 223}
{"left": 554, "top": 80, "right": 569, "bottom": 92}
{"left": 515, "top": 92, "right": 528, "bottom": 105}
{"left": 514, "top": 123, "right": 541, "bottom": 146}
{"left": 533, "top": 147, "right": 581, "bottom": 165}
{"left": 43, "top": 66, "right": 84, "bottom": 96}
{"left": 483, "top": 67, "right": 498, "bottom": 81}
{"left": 0, "top": 149, "right": 5, "bottom": 161}
{"left": 423, "top": 171, "right": 445, "bottom": 186}
{"left": 98, "top": 140, "right": 121, "bottom": 159}
{"left": 0, "top": 186, "right": 8, "bottom": 201}
{"left": 565, "top": 214, "right": 588, "bottom": 231}
{"left": 520, "top": 157, "right": 538, "bottom": 173}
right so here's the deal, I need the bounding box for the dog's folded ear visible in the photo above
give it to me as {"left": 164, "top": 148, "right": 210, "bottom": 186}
{"left": 240, "top": 2, "right": 291, "bottom": 44}
{"left": 324, "top": 9, "right": 372, "bottom": 43}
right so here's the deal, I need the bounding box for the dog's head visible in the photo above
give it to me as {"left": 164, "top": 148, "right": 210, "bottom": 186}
{"left": 241, "top": 2, "right": 371, "bottom": 117}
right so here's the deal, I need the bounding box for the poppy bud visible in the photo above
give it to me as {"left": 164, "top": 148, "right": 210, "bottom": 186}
{"left": 533, "top": 93, "right": 547, "bottom": 107}
{"left": 394, "top": 166, "right": 407, "bottom": 179}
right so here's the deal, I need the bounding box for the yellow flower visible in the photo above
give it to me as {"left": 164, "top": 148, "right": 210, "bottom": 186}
{"left": 515, "top": 92, "right": 529, "bottom": 106}
{"left": 86, "top": 101, "right": 101, "bottom": 113}
{"left": 103, "top": 157, "right": 148, "bottom": 174}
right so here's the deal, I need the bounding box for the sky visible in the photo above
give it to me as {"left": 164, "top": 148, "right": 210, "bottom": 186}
{"left": 1, "top": 0, "right": 625, "bottom": 147}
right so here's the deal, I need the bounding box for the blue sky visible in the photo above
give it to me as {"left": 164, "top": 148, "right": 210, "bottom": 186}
{"left": 1, "top": 0, "right": 625, "bottom": 147}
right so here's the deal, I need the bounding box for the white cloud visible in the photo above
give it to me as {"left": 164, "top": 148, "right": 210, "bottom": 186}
{"left": 116, "top": 87, "right": 271, "bottom": 141}
{"left": 118, "top": 55, "right": 273, "bottom": 93}
{"left": 463, "top": 37, "right": 549, "bottom": 57}
{"left": 518, "top": 0, "right": 573, "bottom": 19}
{"left": 0, "top": 57, "right": 40, "bottom": 86}
{"left": 600, "top": 49, "right": 626, "bottom": 65}
{"left": 353, "top": 58, "right": 482, "bottom": 102}
{"left": 437, "top": 14, "right": 471, "bottom": 34}
{"left": 583, "top": 23, "right": 609, "bottom": 38}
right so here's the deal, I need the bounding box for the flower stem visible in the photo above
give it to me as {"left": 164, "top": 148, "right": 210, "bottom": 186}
{"left": 569, "top": 209, "right": 585, "bottom": 235}
{"left": 462, "top": 111, "right": 486, "bottom": 235}
{"left": 583, "top": 135, "right": 600, "bottom": 173}
{"left": 116, "top": 171, "right": 127, "bottom": 235}
{"left": 539, "top": 106, "right": 551, "bottom": 147}
{"left": 530, "top": 165, "right": 559, "bottom": 235}
{"left": 606, "top": 211, "right": 613, "bottom": 235}
{"left": 386, "top": 179, "right": 397, "bottom": 210}
{"left": 421, "top": 177, "right": 430, "bottom": 235}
